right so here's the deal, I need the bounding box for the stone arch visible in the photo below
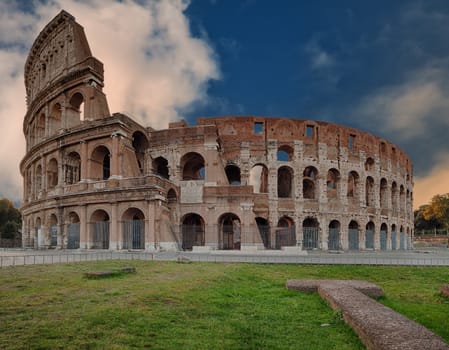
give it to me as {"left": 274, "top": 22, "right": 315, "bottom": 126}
{"left": 255, "top": 217, "right": 270, "bottom": 249}
{"left": 249, "top": 164, "right": 268, "bottom": 193}
{"left": 122, "top": 207, "right": 145, "bottom": 250}
{"left": 91, "top": 145, "right": 111, "bottom": 180}
{"left": 399, "top": 185, "right": 405, "bottom": 212}
{"left": 327, "top": 168, "right": 340, "bottom": 199}
{"left": 380, "top": 178, "right": 388, "bottom": 209}
{"left": 347, "top": 171, "right": 359, "bottom": 198}
{"left": 278, "top": 166, "right": 293, "bottom": 198}
{"left": 380, "top": 223, "right": 388, "bottom": 251}
{"left": 365, "top": 221, "right": 375, "bottom": 249}
{"left": 303, "top": 166, "right": 318, "bottom": 199}
{"left": 132, "top": 131, "right": 149, "bottom": 175}
{"left": 365, "top": 157, "right": 375, "bottom": 171}
{"left": 328, "top": 220, "right": 341, "bottom": 250}
{"left": 49, "top": 213, "right": 58, "bottom": 247}
{"left": 181, "top": 213, "right": 205, "bottom": 250}
{"left": 391, "top": 224, "right": 397, "bottom": 250}
{"left": 391, "top": 181, "right": 398, "bottom": 212}
{"left": 365, "top": 176, "right": 375, "bottom": 207}
{"left": 399, "top": 225, "right": 405, "bottom": 250}
{"left": 35, "top": 216, "right": 43, "bottom": 248}
{"left": 36, "top": 164, "right": 43, "bottom": 193}
{"left": 302, "top": 217, "right": 319, "bottom": 249}
{"left": 275, "top": 216, "right": 295, "bottom": 249}
{"left": 68, "top": 92, "right": 85, "bottom": 124}
{"left": 48, "top": 102, "right": 62, "bottom": 135}
{"left": 219, "top": 213, "right": 241, "bottom": 250}
{"left": 225, "top": 164, "right": 241, "bottom": 185}
{"left": 348, "top": 220, "right": 359, "bottom": 250}
{"left": 328, "top": 220, "right": 340, "bottom": 250}
{"left": 67, "top": 211, "right": 80, "bottom": 249}
{"left": 277, "top": 145, "right": 293, "bottom": 161}
{"left": 47, "top": 158, "right": 58, "bottom": 189}
{"left": 181, "top": 152, "right": 205, "bottom": 180}
{"left": 37, "top": 113, "right": 45, "bottom": 141}
{"left": 90, "top": 209, "right": 110, "bottom": 249}
{"left": 65, "top": 151, "right": 81, "bottom": 185}
{"left": 153, "top": 156, "right": 169, "bottom": 179}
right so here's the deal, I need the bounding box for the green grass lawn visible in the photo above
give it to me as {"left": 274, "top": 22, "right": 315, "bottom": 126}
{"left": 0, "top": 261, "right": 448, "bottom": 349}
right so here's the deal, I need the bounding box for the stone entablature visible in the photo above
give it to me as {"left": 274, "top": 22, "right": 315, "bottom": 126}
{"left": 20, "top": 11, "right": 414, "bottom": 252}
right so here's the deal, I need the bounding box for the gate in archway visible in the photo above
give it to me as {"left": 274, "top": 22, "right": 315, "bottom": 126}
{"left": 275, "top": 226, "right": 296, "bottom": 249}
{"left": 67, "top": 223, "right": 80, "bottom": 249}
{"left": 50, "top": 225, "right": 58, "bottom": 247}
{"left": 391, "top": 231, "right": 397, "bottom": 250}
{"left": 123, "top": 220, "right": 144, "bottom": 249}
{"left": 328, "top": 227, "right": 340, "bottom": 250}
{"left": 399, "top": 232, "right": 405, "bottom": 250}
{"left": 92, "top": 221, "right": 110, "bottom": 249}
{"left": 380, "top": 229, "right": 387, "bottom": 251}
{"left": 348, "top": 229, "right": 359, "bottom": 250}
{"left": 302, "top": 227, "right": 318, "bottom": 249}
{"left": 365, "top": 228, "right": 374, "bottom": 249}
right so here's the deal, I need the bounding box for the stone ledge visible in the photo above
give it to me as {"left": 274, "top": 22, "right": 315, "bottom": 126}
{"left": 286, "top": 279, "right": 449, "bottom": 350}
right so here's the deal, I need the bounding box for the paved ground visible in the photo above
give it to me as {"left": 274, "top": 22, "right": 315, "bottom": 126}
{"left": 1, "top": 248, "right": 449, "bottom": 267}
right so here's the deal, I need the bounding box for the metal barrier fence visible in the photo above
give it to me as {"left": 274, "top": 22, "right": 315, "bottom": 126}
{"left": 2, "top": 250, "right": 449, "bottom": 267}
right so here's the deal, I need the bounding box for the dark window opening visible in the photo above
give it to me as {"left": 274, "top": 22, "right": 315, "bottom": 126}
{"left": 306, "top": 125, "right": 314, "bottom": 138}
{"left": 254, "top": 122, "right": 263, "bottom": 135}
{"left": 225, "top": 164, "right": 241, "bottom": 185}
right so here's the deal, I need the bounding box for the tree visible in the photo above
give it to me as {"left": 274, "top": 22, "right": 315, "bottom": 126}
{"left": 423, "top": 194, "right": 449, "bottom": 229}
{"left": 414, "top": 204, "right": 442, "bottom": 231}
{"left": 0, "top": 198, "right": 21, "bottom": 238}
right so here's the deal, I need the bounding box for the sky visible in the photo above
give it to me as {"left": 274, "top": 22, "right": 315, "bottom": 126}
{"left": 1, "top": 0, "right": 449, "bottom": 209}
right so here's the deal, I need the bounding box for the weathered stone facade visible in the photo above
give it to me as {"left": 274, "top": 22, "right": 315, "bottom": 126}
{"left": 20, "top": 11, "right": 414, "bottom": 251}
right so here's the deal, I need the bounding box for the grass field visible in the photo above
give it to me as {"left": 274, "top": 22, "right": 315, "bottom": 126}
{"left": 0, "top": 261, "right": 448, "bottom": 349}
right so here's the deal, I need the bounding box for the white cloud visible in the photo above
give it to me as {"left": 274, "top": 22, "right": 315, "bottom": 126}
{"left": 305, "top": 39, "right": 335, "bottom": 70}
{"left": 355, "top": 65, "right": 449, "bottom": 140}
{"left": 0, "top": 0, "right": 220, "bottom": 203}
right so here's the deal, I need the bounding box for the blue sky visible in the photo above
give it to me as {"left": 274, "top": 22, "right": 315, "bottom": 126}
{"left": 1, "top": 0, "right": 449, "bottom": 207}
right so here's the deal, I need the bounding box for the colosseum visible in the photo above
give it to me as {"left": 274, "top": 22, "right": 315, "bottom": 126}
{"left": 20, "top": 11, "right": 414, "bottom": 252}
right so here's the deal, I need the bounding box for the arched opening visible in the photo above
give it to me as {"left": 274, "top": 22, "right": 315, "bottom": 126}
{"left": 65, "top": 152, "right": 81, "bottom": 185}
{"left": 132, "top": 131, "right": 149, "bottom": 175}
{"left": 347, "top": 171, "right": 359, "bottom": 198}
{"left": 47, "top": 158, "right": 58, "bottom": 189}
{"left": 277, "top": 145, "right": 293, "bottom": 161}
{"left": 69, "top": 92, "right": 85, "bottom": 122}
{"left": 365, "top": 176, "right": 375, "bottom": 207}
{"left": 181, "top": 152, "right": 205, "bottom": 180}
{"left": 122, "top": 208, "right": 145, "bottom": 250}
{"left": 48, "top": 103, "right": 62, "bottom": 135}
{"left": 153, "top": 156, "right": 169, "bottom": 179}
{"left": 400, "top": 185, "right": 405, "bottom": 212}
{"left": 219, "top": 213, "right": 241, "bottom": 250}
{"left": 49, "top": 214, "right": 58, "bottom": 248}
{"left": 275, "top": 216, "right": 295, "bottom": 249}
{"left": 167, "top": 188, "right": 177, "bottom": 203}
{"left": 328, "top": 220, "right": 340, "bottom": 250}
{"left": 249, "top": 164, "right": 268, "bottom": 193}
{"left": 348, "top": 221, "right": 359, "bottom": 250}
{"left": 36, "top": 165, "right": 43, "bottom": 193}
{"left": 37, "top": 113, "right": 45, "bottom": 141}
{"left": 277, "top": 166, "right": 293, "bottom": 198}
{"left": 365, "top": 221, "right": 375, "bottom": 249}
{"left": 302, "top": 218, "right": 319, "bottom": 249}
{"left": 326, "top": 168, "right": 340, "bottom": 199}
{"left": 303, "top": 166, "right": 318, "bottom": 199}
{"left": 91, "top": 209, "right": 110, "bottom": 249}
{"left": 225, "top": 164, "right": 241, "bottom": 185}
{"left": 91, "top": 146, "right": 111, "bottom": 180}
{"left": 391, "top": 182, "right": 398, "bottom": 212}
{"left": 391, "top": 224, "right": 397, "bottom": 250}
{"left": 365, "top": 157, "right": 375, "bottom": 171}
{"left": 380, "top": 223, "right": 388, "bottom": 251}
{"left": 35, "top": 217, "right": 43, "bottom": 248}
{"left": 380, "top": 178, "right": 388, "bottom": 209}
{"left": 181, "top": 213, "right": 205, "bottom": 250}
{"left": 255, "top": 217, "right": 270, "bottom": 249}
{"left": 67, "top": 212, "right": 80, "bottom": 249}
{"left": 399, "top": 225, "right": 405, "bottom": 250}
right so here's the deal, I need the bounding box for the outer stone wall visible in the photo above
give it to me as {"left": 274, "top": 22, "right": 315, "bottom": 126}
{"left": 20, "top": 11, "right": 414, "bottom": 252}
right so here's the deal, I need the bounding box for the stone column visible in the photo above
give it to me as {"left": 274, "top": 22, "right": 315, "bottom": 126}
{"left": 79, "top": 205, "right": 88, "bottom": 249}
{"left": 110, "top": 133, "right": 120, "bottom": 178}
{"left": 110, "top": 202, "right": 119, "bottom": 250}
{"left": 80, "top": 141, "right": 88, "bottom": 181}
